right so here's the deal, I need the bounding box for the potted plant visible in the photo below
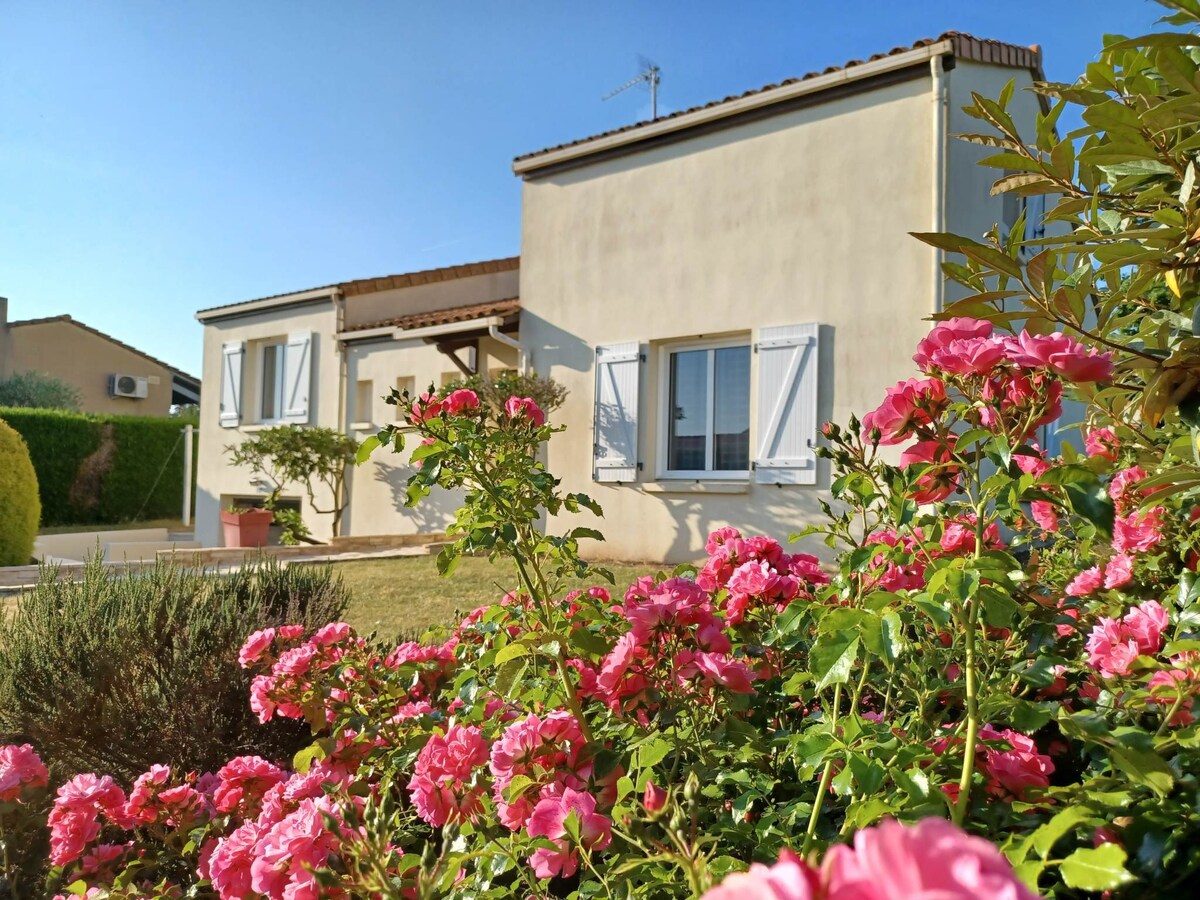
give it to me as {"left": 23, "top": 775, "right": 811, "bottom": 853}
{"left": 219, "top": 504, "right": 274, "bottom": 548}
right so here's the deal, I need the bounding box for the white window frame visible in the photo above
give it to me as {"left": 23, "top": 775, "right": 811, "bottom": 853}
{"left": 657, "top": 335, "right": 752, "bottom": 480}
{"left": 258, "top": 340, "right": 287, "bottom": 424}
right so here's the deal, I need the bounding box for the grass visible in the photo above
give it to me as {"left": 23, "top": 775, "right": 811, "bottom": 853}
{"left": 325, "top": 554, "right": 657, "bottom": 641}
{"left": 38, "top": 517, "right": 187, "bottom": 536}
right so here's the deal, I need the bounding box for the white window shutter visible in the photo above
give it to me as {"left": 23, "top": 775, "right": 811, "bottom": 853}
{"left": 593, "top": 342, "right": 641, "bottom": 483}
{"left": 219, "top": 341, "right": 244, "bottom": 428}
{"left": 283, "top": 331, "right": 313, "bottom": 423}
{"left": 754, "top": 323, "right": 819, "bottom": 485}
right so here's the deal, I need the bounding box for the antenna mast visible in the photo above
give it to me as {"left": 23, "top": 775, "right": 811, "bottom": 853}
{"left": 602, "top": 58, "right": 662, "bottom": 120}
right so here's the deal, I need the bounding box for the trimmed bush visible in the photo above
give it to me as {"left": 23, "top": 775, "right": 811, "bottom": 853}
{"left": 0, "top": 370, "right": 82, "bottom": 411}
{"left": 0, "top": 557, "right": 350, "bottom": 783}
{"left": 0, "top": 407, "right": 194, "bottom": 526}
{"left": 0, "top": 419, "right": 40, "bottom": 565}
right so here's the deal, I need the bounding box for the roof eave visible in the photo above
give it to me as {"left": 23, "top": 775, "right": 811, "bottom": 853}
{"left": 195, "top": 287, "right": 339, "bottom": 323}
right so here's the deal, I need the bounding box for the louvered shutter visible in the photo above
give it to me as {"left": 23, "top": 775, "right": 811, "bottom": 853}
{"left": 219, "top": 341, "right": 244, "bottom": 428}
{"left": 593, "top": 342, "right": 641, "bottom": 483}
{"left": 283, "top": 331, "right": 313, "bottom": 423}
{"left": 754, "top": 323, "right": 819, "bottom": 485}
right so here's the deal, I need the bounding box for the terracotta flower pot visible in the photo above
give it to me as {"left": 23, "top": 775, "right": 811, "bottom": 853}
{"left": 220, "top": 508, "right": 274, "bottom": 548}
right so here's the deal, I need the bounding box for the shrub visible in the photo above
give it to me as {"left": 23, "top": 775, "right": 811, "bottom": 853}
{"left": 0, "top": 419, "right": 40, "bottom": 565}
{"left": 0, "top": 370, "right": 82, "bottom": 412}
{"left": 0, "top": 407, "right": 192, "bottom": 526}
{"left": 0, "top": 558, "right": 349, "bottom": 783}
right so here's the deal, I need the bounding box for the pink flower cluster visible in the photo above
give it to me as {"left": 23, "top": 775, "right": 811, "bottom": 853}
{"left": 698, "top": 528, "right": 828, "bottom": 625}
{"left": 125, "top": 764, "right": 205, "bottom": 828}
{"left": 1086, "top": 600, "right": 1169, "bottom": 678}
{"left": 703, "top": 818, "right": 1036, "bottom": 900}
{"left": 48, "top": 774, "right": 133, "bottom": 866}
{"left": 408, "top": 388, "right": 480, "bottom": 424}
{"left": 407, "top": 722, "right": 489, "bottom": 827}
{"left": 1147, "top": 653, "right": 1200, "bottom": 727}
{"left": 977, "top": 725, "right": 1055, "bottom": 800}
{"left": 504, "top": 395, "right": 546, "bottom": 427}
{"left": 243, "top": 622, "right": 363, "bottom": 725}
{"left": 0, "top": 742, "right": 48, "bottom": 802}
{"left": 1065, "top": 553, "right": 1135, "bottom": 597}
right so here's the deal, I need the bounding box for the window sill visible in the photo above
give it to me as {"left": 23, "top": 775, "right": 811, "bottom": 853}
{"left": 642, "top": 480, "right": 750, "bottom": 495}
{"left": 351, "top": 422, "right": 375, "bottom": 432}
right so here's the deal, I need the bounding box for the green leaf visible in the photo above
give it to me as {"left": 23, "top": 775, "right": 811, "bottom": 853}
{"left": 354, "top": 434, "right": 381, "bottom": 464}
{"left": 494, "top": 642, "right": 529, "bottom": 665}
{"left": 292, "top": 741, "right": 327, "bottom": 774}
{"left": 1032, "top": 806, "right": 1090, "bottom": 858}
{"left": 811, "top": 635, "right": 860, "bottom": 691}
{"left": 1059, "top": 844, "right": 1135, "bottom": 891}
{"left": 1110, "top": 744, "right": 1174, "bottom": 798}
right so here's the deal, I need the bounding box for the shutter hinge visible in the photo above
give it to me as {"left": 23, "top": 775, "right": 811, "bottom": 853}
{"left": 637, "top": 461, "right": 644, "bottom": 471}
{"left": 640, "top": 353, "right": 647, "bottom": 363}
{"left": 750, "top": 461, "right": 757, "bottom": 471}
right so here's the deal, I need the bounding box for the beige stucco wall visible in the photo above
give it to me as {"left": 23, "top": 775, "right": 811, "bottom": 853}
{"left": 343, "top": 334, "right": 519, "bottom": 537}
{"left": 195, "top": 299, "right": 340, "bottom": 546}
{"left": 518, "top": 65, "right": 1030, "bottom": 564}
{"left": 2, "top": 319, "right": 178, "bottom": 416}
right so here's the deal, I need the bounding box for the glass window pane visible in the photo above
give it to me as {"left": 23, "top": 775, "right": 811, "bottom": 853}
{"left": 713, "top": 346, "right": 750, "bottom": 470}
{"left": 261, "top": 345, "right": 280, "bottom": 420}
{"left": 668, "top": 350, "right": 708, "bottom": 471}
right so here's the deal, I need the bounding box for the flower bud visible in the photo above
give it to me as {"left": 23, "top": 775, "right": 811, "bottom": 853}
{"left": 683, "top": 771, "right": 700, "bottom": 802}
{"left": 642, "top": 779, "right": 667, "bottom": 814}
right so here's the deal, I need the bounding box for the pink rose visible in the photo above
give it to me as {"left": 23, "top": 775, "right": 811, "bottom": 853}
{"left": 0, "top": 743, "right": 48, "bottom": 802}
{"left": 1005, "top": 331, "right": 1114, "bottom": 382}
{"left": 979, "top": 725, "right": 1055, "bottom": 799}
{"left": 914, "top": 318, "right": 995, "bottom": 372}
{"left": 861, "top": 378, "right": 948, "bottom": 445}
{"left": 1065, "top": 566, "right": 1103, "bottom": 597}
{"left": 238, "top": 628, "right": 276, "bottom": 668}
{"left": 1103, "top": 554, "right": 1134, "bottom": 590}
{"left": 702, "top": 850, "right": 818, "bottom": 900}
{"left": 1124, "top": 600, "right": 1168, "bottom": 655}
{"left": 504, "top": 396, "right": 546, "bottom": 427}
{"left": 443, "top": 388, "right": 480, "bottom": 416}
{"left": 526, "top": 788, "right": 612, "bottom": 880}
{"left": 927, "top": 336, "right": 1010, "bottom": 376}
{"left": 1085, "top": 427, "right": 1119, "bottom": 461}
{"left": 822, "top": 818, "right": 1037, "bottom": 900}
{"left": 1031, "top": 500, "right": 1060, "bottom": 531}
{"left": 900, "top": 439, "right": 960, "bottom": 503}
{"left": 1112, "top": 507, "right": 1165, "bottom": 554}
{"left": 407, "top": 723, "right": 489, "bottom": 827}
{"left": 409, "top": 391, "right": 445, "bottom": 424}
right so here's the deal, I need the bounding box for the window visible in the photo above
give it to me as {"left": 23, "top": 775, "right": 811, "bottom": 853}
{"left": 354, "top": 379, "right": 374, "bottom": 426}
{"left": 660, "top": 340, "right": 751, "bottom": 478}
{"left": 260, "top": 342, "right": 286, "bottom": 421}
{"left": 395, "top": 376, "right": 415, "bottom": 420}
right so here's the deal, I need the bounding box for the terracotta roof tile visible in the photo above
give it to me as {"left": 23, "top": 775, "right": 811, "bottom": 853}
{"left": 345, "top": 298, "right": 520, "bottom": 334}
{"left": 514, "top": 31, "right": 1043, "bottom": 167}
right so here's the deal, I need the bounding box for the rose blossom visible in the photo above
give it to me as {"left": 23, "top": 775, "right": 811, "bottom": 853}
{"left": 913, "top": 318, "right": 994, "bottom": 372}
{"left": 238, "top": 628, "right": 276, "bottom": 668}
{"left": 504, "top": 396, "right": 546, "bottom": 427}
{"left": 900, "top": 439, "right": 959, "bottom": 502}
{"left": 0, "top": 743, "right": 48, "bottom": 802}
{"left": 1112, "top": 506, "right": 1165, "bottom": 554}
{"left": 407, "top": 723, "right": 490, "bottom": 827}
{"left": 1005, "top": 331, "right": 1114, "bottom": 382}
{"left": 1085, "top": 426, "right": 1118, "bottom": 461}
{"left": 1103, "top": 554, "right": 1134, "bottom": 589}
{"left": 702, "top": 849, "right": 818, "bottom": 900}
{"left": 443, "top": 388, "right": 480, "bottom": 416}
{"left": 642, "top": 779, "right": 668, "bottom": 813}
{"left": 861, "top": 377, "right": 947, "bottom": 445}
{"left": 526, "top": 787, "right": 612, "bottom": 880}
{"left": 821, "top": 817, "right": 1038, "bottom": 900}
{"left": 927, "top": 336, "right": 1010, "bottom": 376}
{"left": 979, "top": 725, "right": 1055, "bottom": 799}
{"left": 1065, "top": 566, "right": 1103, "bottom": 597}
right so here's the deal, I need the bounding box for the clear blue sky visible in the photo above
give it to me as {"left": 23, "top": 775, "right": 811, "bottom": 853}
{"left": 0, "top": 1, "right": 1168, "bottom": 377}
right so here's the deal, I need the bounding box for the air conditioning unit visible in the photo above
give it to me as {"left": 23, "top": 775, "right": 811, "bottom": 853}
{"left": 109, "top": 374, "right": 149, "bottom": 399}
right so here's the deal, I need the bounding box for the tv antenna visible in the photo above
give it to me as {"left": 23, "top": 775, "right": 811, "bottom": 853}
{"left": 603, "top": 56, "right": 662, "bottom": 120}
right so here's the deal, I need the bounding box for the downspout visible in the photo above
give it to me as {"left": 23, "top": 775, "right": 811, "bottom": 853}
{"left": 488, "top": 324, "right": 529, "bottom": 375}
{"left": 930, "top": 54, "right": 949, "bottom": 317}
{"left": 333, "top": 288, "right": 349, "bottom": 537}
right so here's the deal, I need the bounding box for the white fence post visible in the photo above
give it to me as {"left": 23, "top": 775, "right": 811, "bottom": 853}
{"left": 182, "top": 424, "right": 194, "bottom": 528}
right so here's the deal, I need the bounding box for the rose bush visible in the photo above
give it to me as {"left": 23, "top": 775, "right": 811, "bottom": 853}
{"left": 9, "top": 5, "right": 1200, "bottom": 898}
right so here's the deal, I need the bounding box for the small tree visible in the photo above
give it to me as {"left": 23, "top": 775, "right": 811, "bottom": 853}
{"left": 0, "top": 371, "right": 81, "bottom": 411}
{"left": 226, "top": 426, "right": 357, "bottom": 542}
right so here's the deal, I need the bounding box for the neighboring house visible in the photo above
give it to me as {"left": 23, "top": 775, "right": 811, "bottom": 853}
{"left": 0, "top": 299, "right": 200, "bottom": 416}
{"left": 513, "top": 32, "right": 1048, "bottom": 562}
{"left": 193, "top": 258, "right": 520, "bottom": 547}
{"left": 194, "top": 32, "right": 1050, "bottom": 561}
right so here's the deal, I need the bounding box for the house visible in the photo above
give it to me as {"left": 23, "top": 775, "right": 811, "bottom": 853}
{"left": 0, "top": 299, "right": 200, "bottom": 416}
{"left": 192, "top": 258, "right": 520, "bottom": 547}
{"left": 194, "top": 31, "right": 1048, "bottom": 561}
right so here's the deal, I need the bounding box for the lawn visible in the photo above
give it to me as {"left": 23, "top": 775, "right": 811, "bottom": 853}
{"left": 325, "top": 554, "right": 658, "bottom": 641}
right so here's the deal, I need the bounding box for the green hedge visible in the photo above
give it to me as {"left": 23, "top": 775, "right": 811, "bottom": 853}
{"left": 0, "top": 407, "right": 196, "bottom": 527}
